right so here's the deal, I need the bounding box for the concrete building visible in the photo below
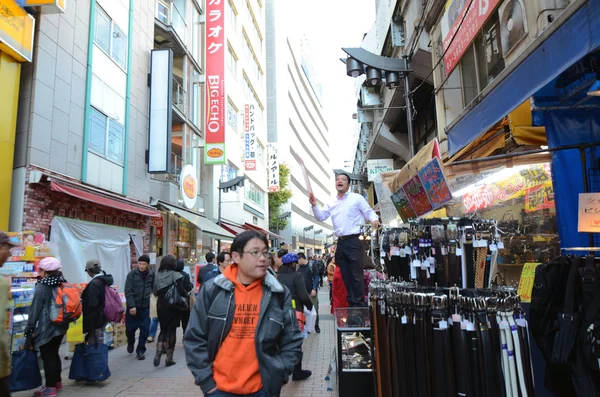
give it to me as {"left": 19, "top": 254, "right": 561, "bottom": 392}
{"left": 266, "top": 0, "right": 333, "bottom": 254}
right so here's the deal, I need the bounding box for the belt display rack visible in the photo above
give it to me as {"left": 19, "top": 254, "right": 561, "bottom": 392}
{"left": 369, "top": 279, "right": 535, "bottom": 397}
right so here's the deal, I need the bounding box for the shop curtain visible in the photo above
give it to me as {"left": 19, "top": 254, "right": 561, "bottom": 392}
{"left": 545, "top": 109, "right": 600, "bottom": 249}
{"left": 50, "top": 217, "right": 143, "bottom": 291}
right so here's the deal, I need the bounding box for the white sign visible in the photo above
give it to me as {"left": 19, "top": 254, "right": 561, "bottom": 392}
{"left": 268, "top": 143, "right": 280, "bottom": 192}
{"left": 578, "top": 193, "right": 600, "bottom": 232}
{"left": 244, "top": 104, "right": 257, "bottom": 171}
{"left": 367, "top": 159, "right": 394, "bottom": 181}
{"left": 180, "top": 164, "right": 198, "bottom": 209}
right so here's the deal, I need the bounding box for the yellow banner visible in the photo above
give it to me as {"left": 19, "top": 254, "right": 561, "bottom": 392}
{"left": 0, "top": 0, "right": 35, "bottom": 62}
{"left": 24, "top": 0, "right": 65, "bottom": 13}
{"left": 517, "top": 263, "right": 541, "bottom": 303}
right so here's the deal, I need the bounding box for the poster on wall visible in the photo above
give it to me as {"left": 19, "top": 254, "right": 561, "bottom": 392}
{"left": 578, "top": 193, "right": 600, "bottom": 232}
{"left": 244, "top": 104, "right": 257, "bottom": 170}
{"left": 417, "top": 157, "right": 453, "bottom": 209}
{"left": 268, "top": 143, "right": 280, "bottom": 192}
{"left": 403, "top": 175, "right": 434, "bottom": 217}
{"left": 205, "top": 0, "right": 226, "bottom": 165}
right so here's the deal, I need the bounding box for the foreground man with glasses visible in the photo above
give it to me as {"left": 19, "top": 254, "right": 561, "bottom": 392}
{"left": 184, "top": 231, "right": 303, "bottom": 397}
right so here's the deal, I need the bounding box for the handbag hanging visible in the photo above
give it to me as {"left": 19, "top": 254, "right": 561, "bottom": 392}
{"left": 68, "top": 343, "right": 111, "bottom": 382}
{"left": 166, "top": 273, "right": 188, "bottom": 311}
{"left": 9, "top": 349, "right": 42, "bottom": 392}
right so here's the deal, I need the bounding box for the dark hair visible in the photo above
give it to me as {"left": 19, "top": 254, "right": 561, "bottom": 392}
{"left": 176, "top": 259, "right": 185, "bottom": 272}
{"left": 45, "top": 270, "right": 63, "bottom": 278}
{"left": 159, "top": 254, "right": 177, "bottom": 272}
{"left": 336, "top": 172, "right": 351, "bottom": 184}
{"left": 231, "top": 231, "right": 269, "bottom": 255}
{"left": 217, "top": 251, "right": 230, "bottom": 265}
{"left": 277, "top": 248, "right": 288, "bottom": 258}
{"left": 297, "top": 252, "right": 307, "bottom": 260}
{"left": 205, "top": 252, "right": 215, "bottom": 263}
{"left": 269, "top": 254, "right": 276, "bottom": 268}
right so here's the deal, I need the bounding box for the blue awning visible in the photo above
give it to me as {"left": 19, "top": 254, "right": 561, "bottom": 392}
{"left": 447, "top": 0, "right": 600, "bottom": 157}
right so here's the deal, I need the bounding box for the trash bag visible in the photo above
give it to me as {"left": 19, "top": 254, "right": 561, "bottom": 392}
{"left": 68, "top": 343, "right": 111, "bottom": 382}
{"left": 9, "top": 349, "right": 42, "bottom": 392}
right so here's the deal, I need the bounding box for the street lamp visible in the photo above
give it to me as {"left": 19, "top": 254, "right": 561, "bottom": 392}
{"left": 217, "top": 175, "right": 246, "bottom": 251}
{"left": 313, "top": 229, "right": 323, "bottom": 255}
{"left": 303, "top": 225, "right": 314, "bottom": 253}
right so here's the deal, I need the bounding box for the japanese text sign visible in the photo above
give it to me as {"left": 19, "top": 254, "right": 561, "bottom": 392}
{"left": 417, "top": 157, "right": 453, "bottom": 210}
{"left": 244, "top": 103, "right": 257, "bottom": 171}
{"left": 403, "top": 175, "right": 434, "bottom": 217}
{"left": 525, "top": 181, "right": 554, "bottom": 212}
{"left": 0, "top": 0, "right": 35, "bottom": 62}
{"left": 517, "top": 263, "right": 541, "bottom": 303}
{"left": 442, "top": 0, "right": 501, "bottom": 76}
{"left": 578, "top": 193, "right": 600, "bottom": 232}
{"left": 268, "top": 143, "right": 279, "bottom": 192}
{"left": 205, "top": 0, "right": 226, "bottom": 165}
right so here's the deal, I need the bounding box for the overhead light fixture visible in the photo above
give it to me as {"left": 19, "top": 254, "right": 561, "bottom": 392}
{"left": 366, "top": 67, "right": 381, "bottom": 86}
{"left": 587, "top": 75, "right": 600, "bottom": 96}
{"left": 346, "top": 57, "right": 363, "bottom": 77}
{"left": 198, "top": 208, "right": 205, "bottom": 213}
{"left": 386, "top": 71, "right": 400, "bottom": 88}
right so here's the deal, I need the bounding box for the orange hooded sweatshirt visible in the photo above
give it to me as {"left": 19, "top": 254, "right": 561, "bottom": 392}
{"left": 212, "top": 265, "right": 264, "bottom": 394}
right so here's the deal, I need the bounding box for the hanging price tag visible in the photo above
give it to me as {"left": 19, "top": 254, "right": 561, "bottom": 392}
{"left": 401, "top": 315, "right": 408, "bottom": 324}
{"left": 429, "top": 257, "right": 436, "bottom": 274}
{"left": 399, "top": 248, "right": 406, "bottom": 257}
{"left": 441, "top": 246, "right": 448, "bottom": 255}
{"left": 410, "top": 264, "right": 417, "bottom": 279}
{"left": 391, "top": 246, "right": 401, "bottom": 256}
{"left": 456, "top": 248, "right": 463, "bottom": 256}
{"left": 498, "top": 241, "right": 505, "bottom": 249}
{"left": 489, "top": 244, "right": 498, "bottom": 252}
{"left": 452, "top": 314, "right": 462, "bottom": 323}
{"left": 438, "top": 320, "right": 448, "bottom": 330}
{"left": 466, "top": 321, "right": 476, "bottom": 332}
{"left": 499, "top": 320, "right": 509, "bottom": 329}
{"left": 480, "top": 239, "right": 488, "bottom": 248}
{"left": 431, "top": 247, "right": 436, "bottom": 255}
{"left": 412, "top": 259, "right": 422, "bottom": 267}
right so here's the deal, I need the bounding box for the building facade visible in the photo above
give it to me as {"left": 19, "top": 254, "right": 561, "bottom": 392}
{"left": 266, "top": 0, "right": 333, "bottom": 254}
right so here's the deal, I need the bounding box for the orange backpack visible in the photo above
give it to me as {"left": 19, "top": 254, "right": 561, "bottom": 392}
{"left": 50, "top": 283, "right": 82, "bottom": 325}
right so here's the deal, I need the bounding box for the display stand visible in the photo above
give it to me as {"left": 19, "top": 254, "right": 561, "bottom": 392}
{"left": 334, "top": 307, "right": 375, "bottom": 397}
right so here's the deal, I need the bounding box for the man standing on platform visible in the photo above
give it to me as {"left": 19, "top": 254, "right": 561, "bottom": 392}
{"left": 310, "top": 173, "right": 379, "bottom": 307}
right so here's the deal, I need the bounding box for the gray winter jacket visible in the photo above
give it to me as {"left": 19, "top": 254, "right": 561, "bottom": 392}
{"left": 183, "top": 271, "right": 303, "bottom": 397}
{"left": 124, "top": 268, "right": 154, "bottom": 309}
{"left": 25, "top": 282, "right": 69, "bottom": 347}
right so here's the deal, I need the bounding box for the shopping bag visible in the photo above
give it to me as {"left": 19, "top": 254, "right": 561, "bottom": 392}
{"left": 66, "top": 317, "right": 84, "bottom": 343}
{"left": 304, "top": 307, "right": 317, "bottom": 334}
{"left": 9, "top": 349, "right": 42, "bottom": 392}
{"left": 68, "top": 343, "right": 111, "bottom": 382}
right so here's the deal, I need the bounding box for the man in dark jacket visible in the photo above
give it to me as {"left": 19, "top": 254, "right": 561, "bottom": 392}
{"left": 203, "top": 252, "right": 231, "bottom": 283}
{"left": 124, "top": 255, "right": 154, "bottom": 360}
{"left": 197, "top": 252, "right": 216, "bottom": 287}
{"left": 82, "top": 259, "right": 115, "bottom": 345}
{"left": 297, "top": 253, "right": 321, "bottom": 333}
{"left": 184, "top": 231, "right": 302, "bottom": 397}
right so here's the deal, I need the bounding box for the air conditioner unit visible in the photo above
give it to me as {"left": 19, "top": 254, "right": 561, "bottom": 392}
{"left": 498, "top": 0, "right": 529, "bottom": 57}
{"left": 536, "top": 0, "right": 570, "bottom": 34}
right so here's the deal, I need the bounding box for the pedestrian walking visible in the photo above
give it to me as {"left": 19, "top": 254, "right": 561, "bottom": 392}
{"left": 153, "top": 255, "right": 187, "bottom": 367}
{"left": 197, "top": 252, "right": 216, "bottom": 287}
{"left": 175, "top": 259, "right": 193, "bottom": 333}
{"left": 0, "top": 232, "right": 18, "bottom": 397}
{"left": 25, "top": 258, "right": 70, "bottom": 397}
{"left": 297, "top": 253, "right": 320, "bottom": 333}
{"left": 310, "top": 172, "right": 379, "bottom": 306}
{"left": 184, "top": 231, "right": 303, "bottom": 397}
{"left": 277, "top": 252, "right": 313, "bottom": 381}
{"left": 203, "top": 252, "right": 232, "bottom": 283}
{"left": 124, "top": 255, "right": 154, "bottom": 360}
{"left": 82, "top": 259, "right": 115, "bottom": 345}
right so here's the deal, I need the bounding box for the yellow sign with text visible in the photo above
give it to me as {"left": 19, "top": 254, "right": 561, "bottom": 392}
{"left": 0, "top": 0, "right": 34, "bottom": 62}
{"left": 517, "top": 263, "right": 541, "bottom": 303}
{"left": 24, "top": 0, "right": 65, "bottom": 13}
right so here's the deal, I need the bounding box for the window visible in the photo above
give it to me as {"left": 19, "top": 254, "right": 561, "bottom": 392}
{"left": 94, "top": 7, "right": 128, "bottom": 69}
{"left": 221, "top": 162, "right": 238, "bottom": 182}
{"left": 245, "top": 179, "right": 264, "bottom": 207}
{"left": 88, "top": 107, "right": 125, "bottom": 165}
{"left": 227, "top": 100, "right": 238, "bottom": 130}
{"left": 256, "top": 141, "right": 264, "bottom": 164}
{"left": 227, "top": 0, "right": 236, "bottom": 27}
{"left": 227, "top": 45, "right": 237, "bottom": 78}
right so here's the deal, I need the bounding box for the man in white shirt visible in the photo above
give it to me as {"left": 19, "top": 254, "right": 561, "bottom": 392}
{"left": 309, "top": 173, "right": 379, "bottom": 306}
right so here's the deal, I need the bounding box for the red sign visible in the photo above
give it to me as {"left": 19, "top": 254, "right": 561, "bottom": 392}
{"left": 443, "top": 0, "right": 501, "bottom": 76}
{"left": 205, "top": 0, "right": 226, "bottom": 165}
{"left": 151, "top": 217, "right": 163, "bottom": 238}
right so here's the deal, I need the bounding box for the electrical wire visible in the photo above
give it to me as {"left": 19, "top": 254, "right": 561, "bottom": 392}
{"left": 411, "top": 0, "right": 475, "bottom": 95}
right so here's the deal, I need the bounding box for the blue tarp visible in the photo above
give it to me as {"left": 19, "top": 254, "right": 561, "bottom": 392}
{"left": 545, "top": 110, "right": 600, "bottom": 249}
{"left": 447, "top": 0, "right": 600, "bottom": 156}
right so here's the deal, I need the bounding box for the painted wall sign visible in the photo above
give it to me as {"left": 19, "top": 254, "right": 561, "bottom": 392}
{"left": 205, "top": 0, "right": 226, "bottom": 165}
{"left": 417, "top": 157, "right": 453, "bottom": 209}
{"left": 403, "top": 175, "right": 434, "bottom": 217}
{"left": 442, "top": 0, "right": 501, "bottom": 75}
{"left": 180, "top": 165, "right": 198, "bottom": 209}
{"left": 268, "top": 143, "right": 279, "bottom": 192}
{"left": 0, "top": 0, "right": 35, "bottom": 62}
{"left": 244, "top": 103, "right": 257, "bottom": 171}
{"left": 367, "top": 159, "right": 394, "bottom": 182}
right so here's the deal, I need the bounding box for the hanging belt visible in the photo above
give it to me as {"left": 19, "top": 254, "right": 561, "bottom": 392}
{"left": 468, "top": 322, "right": 482, "bottom": 396}
{"left": 475, "top": 305, "right": 497, "bottom": 397}
{"left": 404, "top": 301, "right": 418, "bottom": 397}
{"left": 432, "top": 295, "right": 453, "bottom": 397}
{"left": 450, "top": 288, "right": 470, "bottom": 396}
{"left": 464, "top": 237, "right": 475, "bottom": 289}
{"left": 413, "top": 293, "right": 429, "bottom": 397}
{"left": 448, "top": 242, "right": 461, "bottom": 287}
{"left": 395, "top": 313, "right": 408, "bottom": 397}
{"left": 487, "top": 298, "right": 506, "bottom": 397}
{"left": 387, "top": 304, "right": 398, "bottom": 397}
{"left": 372, "top": 299, "right": 383, "bottom": 397}
{"left": 377, "top": 300, "right": 392, "bottom": 397}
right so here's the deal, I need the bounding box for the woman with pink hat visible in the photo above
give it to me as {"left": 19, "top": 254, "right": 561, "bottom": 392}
{"left": 25, "top": 257, "right": 70, "bottom": 397}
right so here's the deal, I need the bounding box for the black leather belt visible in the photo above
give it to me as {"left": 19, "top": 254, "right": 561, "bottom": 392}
{"left": 338, "top": 233, "right": 360, "bottom": 241}
{"left": 475, "top": 308, "right": 497, "bottom": 397}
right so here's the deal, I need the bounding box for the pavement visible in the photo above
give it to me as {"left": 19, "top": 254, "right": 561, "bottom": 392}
{"left": 14, "top": 288, "right": 338, "bottom": 397}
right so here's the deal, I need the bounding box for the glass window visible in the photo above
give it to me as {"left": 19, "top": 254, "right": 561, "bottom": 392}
{"left": 111, "top": 24, "right": 127, "bottom": 69}
{"left": 227, "top": 0, "right": 236, "bottom": 27}
{"left": 89, "top": 108, "right": 107, "bottom": 154}
{"left": 227, "top": 100, "right": 237, "bottom": 130}
{"left": 461, "top": 46, "right": 478, "bottom": 107}
{"left": 245, "top": 179, "right": 264, "bottom": 207}
{"left": 478, "top": 14, "right": 505, "bottom": 89}
{"left": 191, "top": 69, "right": 201, "bottom": 128}
{"left": 95, "top": 8, "right": 111, "bottom": 53}
{"left": 227, "top": 45, "right": 237, "bottom": 78}
{"left": 256, "top": 141, "right": 264, "bottom": 164}
{"left": 107, "top": 119, "right": 125, "bottom": 164}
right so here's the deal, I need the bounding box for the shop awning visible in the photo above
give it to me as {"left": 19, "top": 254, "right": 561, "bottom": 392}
{"left": 50, "top": 182, "right": 161, "bottom": 217}
{"left": 243, "top": 223, "right": 285, "bottom": 241}
{"left": 220, "top": 221, "right": 247, "bottom": 237}
{"left": 446, "top": 0, "right": 600, "bottom": 157}
{"left": 159, "top": 202, "right": 234, "bottom": 240}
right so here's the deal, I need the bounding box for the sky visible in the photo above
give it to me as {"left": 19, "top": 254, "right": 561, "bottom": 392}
{"left": 282, "top": 0, "right": 376, "bottom": 171}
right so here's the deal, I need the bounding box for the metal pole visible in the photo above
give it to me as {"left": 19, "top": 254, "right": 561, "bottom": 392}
{"left": 580, "top": 148, "right": 594, "bottom": 248}
{"left": 217, "top": 182, "right": 222, "bottom": 252}
{"left": 403, "top": 55, "right": 415, "bottom": 159}
{"left": 303, "top": 230, "right": 305, "bottom": 252}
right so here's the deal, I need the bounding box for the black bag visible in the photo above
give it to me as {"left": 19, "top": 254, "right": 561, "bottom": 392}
{"left": 166, "top": 274, "right": 188, "bottom": 311}
{"left": 9, "top": 349, "right": 42, "bottom": 392}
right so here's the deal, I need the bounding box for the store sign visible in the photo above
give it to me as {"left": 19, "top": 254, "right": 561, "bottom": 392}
{"left": 367, "top": 159, "right": 394, "bottom": 182}
{"left": 268, "top": 143, "right": 280, "bottom": 192}
{"left": 205, "top": 0, "right": 226, "bottom": 165}
{"left": 24, "top": 0, "right": 66, "bottom": 13}
{"left": 391, "top": 187, "right": 416, "bottom": 223}
{"left": 180, "top": 165, "right": 198, "bottom": 209}
{"left": 525, "top": 181, "right": 554, "bottom": 212}
{"left": 463, "top": 164, "right": 552, "bottom": 213}
{"left": 441, "top": 0, "right": 501, "bottom": 76}
{"left": 578, "top": 193, "right": 600, "bottom": 232}
{"left": 403, "top": 174, "right": 434, "bottom": 217}
{"left": 151, "top": 217, "right": 164, "bottom": 238}
{"left": 0, "top": 0, "right": 35, "bottom": 62}
{"left": 517, "top": 263, "right": 541, "bottom": 303}
{"left": 244, "top": 104, "right": 256, "bottom": 171}
{"left": 417, "top": 157, "right": 453, "bottom": 210}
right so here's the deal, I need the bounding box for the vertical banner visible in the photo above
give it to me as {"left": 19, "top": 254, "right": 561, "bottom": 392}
{"left": 244, "top": 104, "right": 257, "bottom": 170}
{"left": 268, "top": 143, "right": 279, "bottom": 192}
{"left": 205, "top": 0, "right": 226, "bottom": 165}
